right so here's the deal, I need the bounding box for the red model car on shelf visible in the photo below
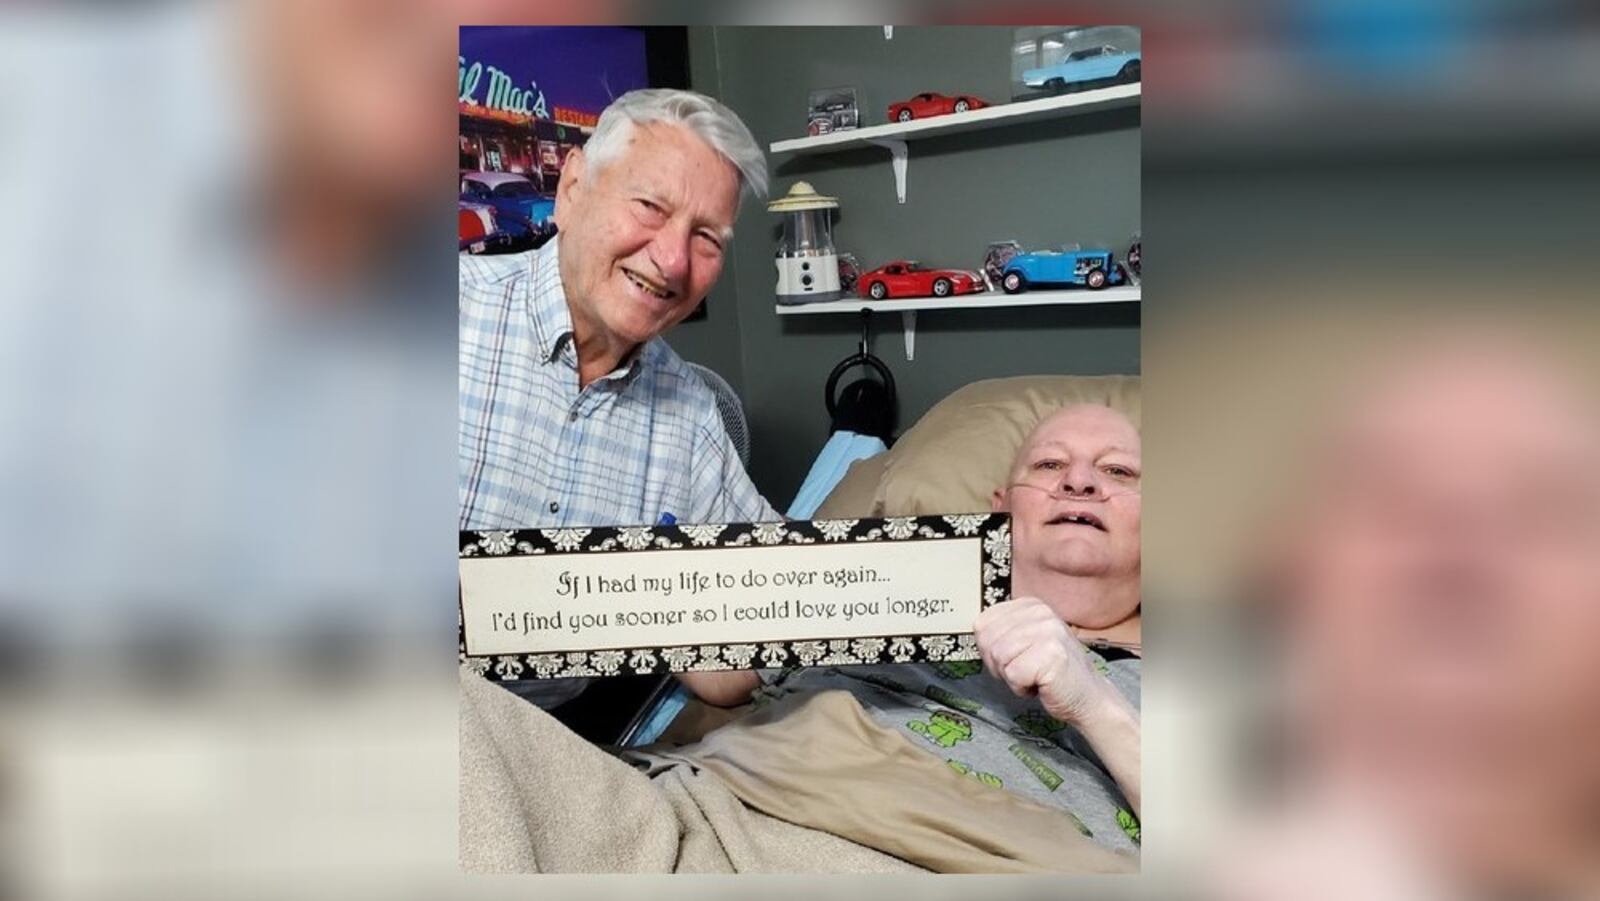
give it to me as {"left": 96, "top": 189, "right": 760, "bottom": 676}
{"left": 887, "top": 92, "right": 990, "bottom": 122}
{"left": 858, "top": 260, "right": 986, "bottom": 300}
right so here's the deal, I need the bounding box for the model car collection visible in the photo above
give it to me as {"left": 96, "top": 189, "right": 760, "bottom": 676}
{"left": 844, "top": 236, "right": 1138, "bottom": 301}
{"left": 765, "top": 30, "right": 1146, "bottom": 301}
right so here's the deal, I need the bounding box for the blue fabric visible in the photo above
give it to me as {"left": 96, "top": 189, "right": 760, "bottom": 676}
{"left": 627, "top": 682, "right": 692, "bottom": 747}
{"left": 630, "top": 433, "right": 885, "bottom": 743}
{"left": 784, "top": 430, "right": 887, "bottom": 520}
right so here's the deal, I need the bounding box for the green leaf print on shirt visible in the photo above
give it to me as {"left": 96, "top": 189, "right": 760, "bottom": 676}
{"left": 945, "top": 759, "right": 1003, "bottom": 788}
{"left": 1086, "top": 648, "right": 1112, "bottom": 676}
{"left": 852, "top": 671, "right": 912, "bottom": 695}
{"left": 925, "top": 684, "right": 982, "bottom": 714}
{"left": 1063, "top": 809, "right": 1093, "bottom": 837}
{"left": 1012, "top": 710, "right": 1068, "bottom": 739}
{"left": 907, "top": 710, "right": 973, "bottom": 748}
{"left": 1116, "top": 808, "right": 1141, "bottom": 844}
{"left": 1008, "top": 742, "right": 1064, "bottom": 791}
{"left": 932, "top": 659, "right": 983, "bottom": 679}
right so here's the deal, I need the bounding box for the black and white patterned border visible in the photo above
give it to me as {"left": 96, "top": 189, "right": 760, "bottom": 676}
{"left": 458, "top": 514, "right": 1010, "bottom": 681}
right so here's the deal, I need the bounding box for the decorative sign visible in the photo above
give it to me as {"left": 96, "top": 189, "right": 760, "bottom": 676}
{"left": 458, "top": 515, "right": 1011, "bottom": 681}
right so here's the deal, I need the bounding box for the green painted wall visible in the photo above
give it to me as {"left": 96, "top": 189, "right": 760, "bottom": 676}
{"left": 656, "top": 26, "right": 751, "bottom": 398}
{"left": 668, "top": 25, "right": 1141, "bottom": 505}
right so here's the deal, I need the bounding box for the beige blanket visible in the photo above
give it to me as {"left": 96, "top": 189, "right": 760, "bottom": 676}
{"left": 460, "top": 672, "right": 918, "bottom": 873}
{"left": 459, "top": 672, "right": 1136, "bottom": 874}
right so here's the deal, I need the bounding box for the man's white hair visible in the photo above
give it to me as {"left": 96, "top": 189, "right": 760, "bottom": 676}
{"left": 583, "top": 88, "right": 768, "bottom": 201}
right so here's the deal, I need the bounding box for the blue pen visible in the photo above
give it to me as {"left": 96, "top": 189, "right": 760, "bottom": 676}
{"left": 656, "top": 512, "right": 677, "bottom": 526}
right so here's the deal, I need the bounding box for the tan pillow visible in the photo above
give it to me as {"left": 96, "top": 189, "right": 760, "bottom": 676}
{"left": 812, "top": 453, "right": 889, "bottom": 519}
{"left": 815, "top": 375, "right": 1140, "bottom": 518}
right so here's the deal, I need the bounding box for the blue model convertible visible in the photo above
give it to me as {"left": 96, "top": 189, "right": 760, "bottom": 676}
{"left": 1000, "top": 246, "right": 1125, "bottom": 293}
{"left": 1022, "top": 44, "right": 1141, "bottom": 93}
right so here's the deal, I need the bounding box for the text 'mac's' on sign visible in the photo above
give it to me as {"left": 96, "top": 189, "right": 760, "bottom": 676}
{"left": 458, "top": 515, "right": 1011, "bottom": 681}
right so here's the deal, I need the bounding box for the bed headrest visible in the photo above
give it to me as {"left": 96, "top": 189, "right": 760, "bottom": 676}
{"left": 813, "top": 375, "right": 1141, "bottom": 518}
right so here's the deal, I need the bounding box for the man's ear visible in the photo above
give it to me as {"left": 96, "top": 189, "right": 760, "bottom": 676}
{"left": 552, "top": 147, "right": 585, "bottom": 231}
{"left": 990, "top": 487, "right": 1008, "bottom": 513}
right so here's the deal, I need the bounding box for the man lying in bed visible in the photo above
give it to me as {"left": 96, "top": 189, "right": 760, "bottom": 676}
{"left": 747, "top": 403, "right": 1143, "bottom": 850}
{"left": 459, "top": 403, "right": 1142, "bottom": 872}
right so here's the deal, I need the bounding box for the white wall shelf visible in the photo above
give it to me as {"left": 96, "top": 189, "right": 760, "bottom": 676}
{"left": 771, "top": 84, "right": 1140, "bottom": 203}
{"left": 775, "top": 286, "right": 1139, "bottom": 361}
{"left": 775, "top": 286, "right": 1139, "bottom": 315}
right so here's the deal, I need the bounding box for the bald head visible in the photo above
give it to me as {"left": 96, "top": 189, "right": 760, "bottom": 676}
{"left": 994, "top": 404, "right": 1142, "bottom": 628}
{"left": 1008, "top": 405, "right": 1141, "bottom": 484}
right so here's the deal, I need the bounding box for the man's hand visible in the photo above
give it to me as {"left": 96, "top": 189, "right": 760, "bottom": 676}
{"left": 974, "top": 595, "right": 1118, "bottom": 726}
{"left": 975, "top": 595, "right": 1141, "bottom": 814}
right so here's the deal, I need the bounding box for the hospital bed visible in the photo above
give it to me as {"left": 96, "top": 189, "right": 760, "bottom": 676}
{"left": 588, "top": 374, "right": 1142, "bottom": 749}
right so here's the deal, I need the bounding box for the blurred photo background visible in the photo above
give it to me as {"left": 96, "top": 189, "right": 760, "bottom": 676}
{"left": 0, "top": 0, "right": 1596, "bottom": 898}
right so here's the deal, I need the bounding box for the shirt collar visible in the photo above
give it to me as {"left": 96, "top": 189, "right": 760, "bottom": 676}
{"left": 525, "top": 235, "right": 574, "bottom": 365}
{"left": 524, "top": 235, "right": 652, "bottom": 386}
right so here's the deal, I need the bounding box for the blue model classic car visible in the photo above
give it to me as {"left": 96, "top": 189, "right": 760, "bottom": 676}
{"left": 1022, "top": 44, "right": 1141, "bottom": 92}
{"left": 1000, "top": 246, "right": 1125, "bottom": 293}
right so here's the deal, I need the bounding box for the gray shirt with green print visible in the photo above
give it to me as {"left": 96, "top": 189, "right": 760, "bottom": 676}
{"left": 756, "top": 649, "right": 1141, "bottom": 855}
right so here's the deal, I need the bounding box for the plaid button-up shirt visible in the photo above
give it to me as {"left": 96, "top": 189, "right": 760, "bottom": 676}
{"left": 459, "top": 237, "right": 777, "bottom": 532}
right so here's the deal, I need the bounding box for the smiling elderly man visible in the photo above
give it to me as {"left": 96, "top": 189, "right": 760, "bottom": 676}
{"left": 459, "top": 89, "right": 778, "bottom": 707}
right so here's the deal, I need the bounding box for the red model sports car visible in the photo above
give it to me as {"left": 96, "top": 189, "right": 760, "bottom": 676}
{"left": 887, "top": 92, "right": 990, "bottom": 122}
{"left": 858, "top": 260, "right": 986, "bottom": 300}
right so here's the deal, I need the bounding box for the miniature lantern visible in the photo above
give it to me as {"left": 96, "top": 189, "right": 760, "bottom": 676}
{"left": 767, "top": 181, "right": 841, "bottom": 304}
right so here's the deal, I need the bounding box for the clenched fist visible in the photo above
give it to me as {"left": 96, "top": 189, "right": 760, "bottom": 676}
{"left": 974, "top": 595, "right": 1123, "bottom": 727}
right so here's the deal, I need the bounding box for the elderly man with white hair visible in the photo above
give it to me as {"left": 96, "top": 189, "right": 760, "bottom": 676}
{"left": 459, "top": 89, "right": 778, "bottom": 707}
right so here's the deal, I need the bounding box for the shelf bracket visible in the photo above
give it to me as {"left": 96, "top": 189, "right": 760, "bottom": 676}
{"left": 901, "top": 310, "right": 916, "bottom": 361}
{"left": 866, "top": 138, "right": 908, "bottom": 204}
